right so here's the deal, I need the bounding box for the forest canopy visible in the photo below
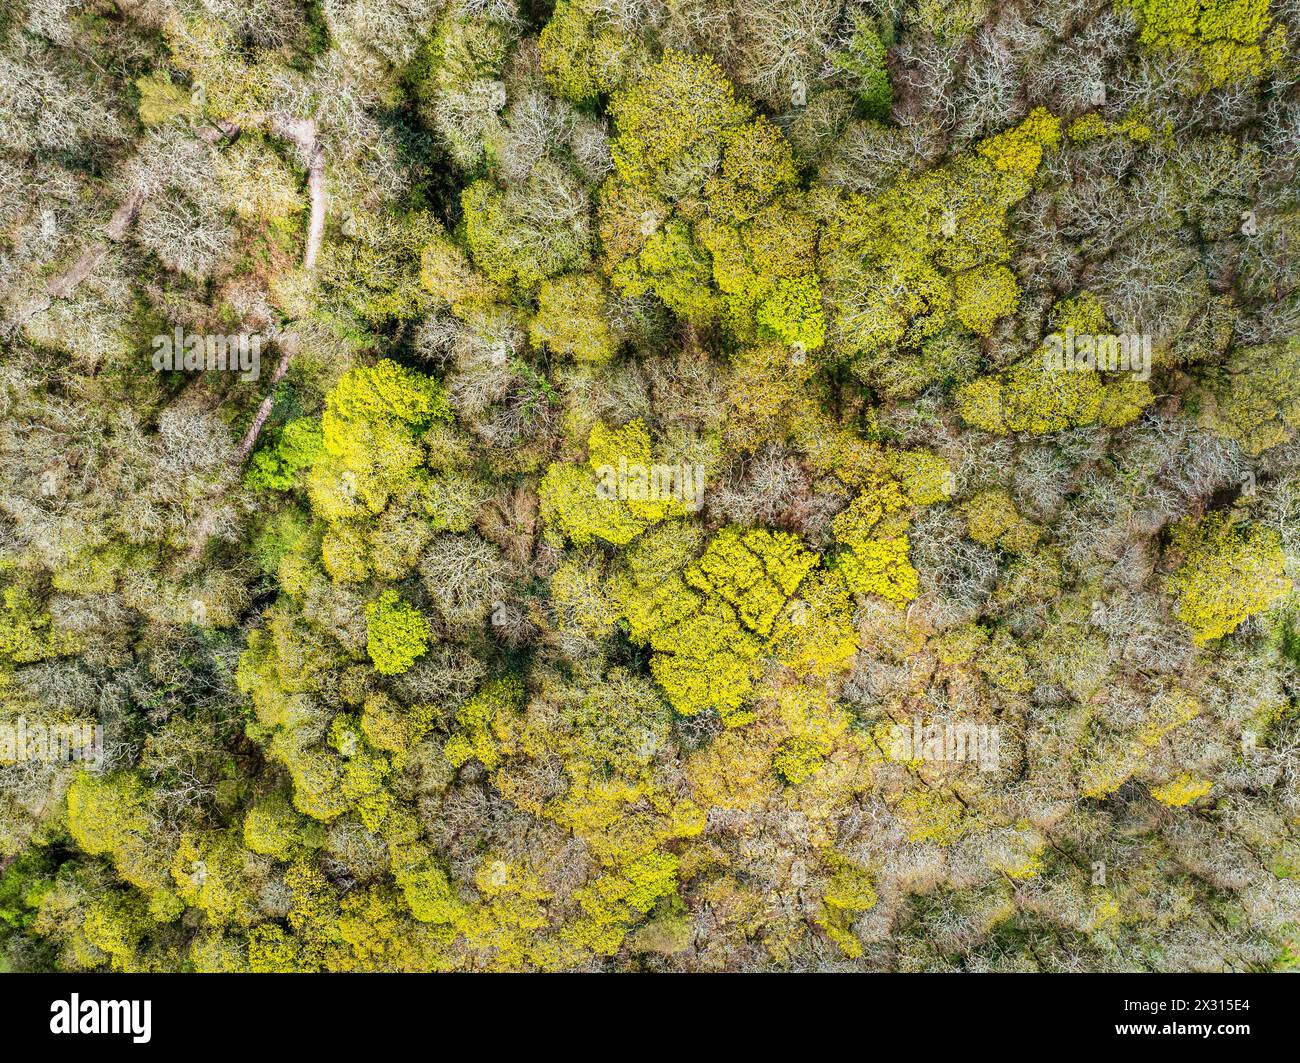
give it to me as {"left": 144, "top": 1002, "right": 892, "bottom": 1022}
{"left": 1, "top": 0, "right": 1299, "bottom": 973}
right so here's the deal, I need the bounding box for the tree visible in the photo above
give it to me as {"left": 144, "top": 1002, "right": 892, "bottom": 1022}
{"left": 1197, "top": 338, "right": 1300, "bottom": 456}
{"left": 365, "top": 591, "right": 432, "bottom": 675}
{"left": 1166, "top": 514, "right": 1292, "bottom": 643}
{"left": 601, "top": 53, "right": 826, "bottom": 351}
{"left": 1120, "top": 0, "right": 1283, "bottom": 88}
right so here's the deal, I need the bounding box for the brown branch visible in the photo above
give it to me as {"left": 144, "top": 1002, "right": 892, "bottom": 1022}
{"left": 231, "top": 334, "right": 298, "bottom": 469}
{"left": 232, "top": 118, "right": 324, "bottom": 467}
{"left": 46, "top": 187, "right": 147, "bottom": 300}
{"left": 179, "top": 117, "right": 325, "bottom": 561}
{"left": 2, "top": 188, "right": 147, "bottom": 337}
{"left": 276, "top": 118, "right": 326, "bottom": 272}
{"left": 195, "top": 119, "right": 241, "bottom": 146}
{"left": 3, "top": 123, "right": 240, "bottom": 339}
